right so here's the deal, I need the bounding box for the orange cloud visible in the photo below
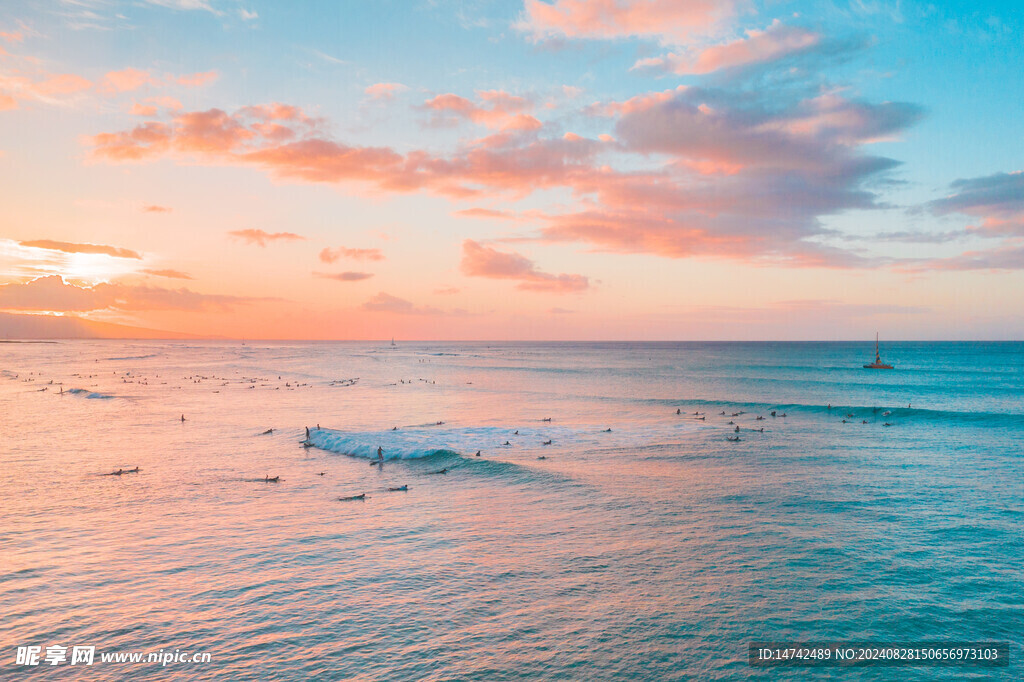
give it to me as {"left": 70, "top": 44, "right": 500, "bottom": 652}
{"left": 19, "top": 239, "right": 142, "bottom": 259}
{"left": 32, "top": 73, "right": 93, "bottom": 96}
{"left": 517, "top": 0, "right": 733, "bottom": 44}
{"left": 364, "top": 82, "right": 408, "bottom": 101}
{"left": 131, "top": 103, "right": 158, "bottom": 116}
{"left": 0, "top": 275, "right": 259, "bottom": 312}
{"left": 141, "top": 268, "right": 193, "bottom": 279}
{"left": 228, "top": 229, "right": 305, "bottom": 246}
{"left": 460, "top": 240, "right": 589, "bottom": 293}
{"left": 142, "top": 204, "right": 172, "bottom": 213}
{"left": 100, "top": 68, "right": 155, "bottom": 93}
{"left": 318, "top": 247, "right": 384, "bottom": 263}
{"left": 177, "top": 70, "right": 218, "bottom": 87}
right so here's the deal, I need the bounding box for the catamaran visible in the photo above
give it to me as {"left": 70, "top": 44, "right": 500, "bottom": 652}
{"left": 863, "top": 333, "right": 893, "bottom": 369}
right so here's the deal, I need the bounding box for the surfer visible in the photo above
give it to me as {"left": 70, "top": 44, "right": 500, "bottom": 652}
{"left": 264, "top": 475, "right": 279, "bottom": 482}
{"left": 542, "top": 417, "right": 551, "bottom": 422}
{"left": 317, "top": 472, "right": 325, "bottom": 476}
{"left": 734, "top": 425, "right": 740, "bottom": 432}
{"left": 502, "top": 441, "right": 511, "bottom": 446}
{"left": 388, "top": 485, "right": 408, "bottom": 492}
{"left": 475, "top": 450, "right": 481, "bottom": 456}
{"left": 537, "top": 456, "right": 547, "bottom": 460}
{"left": 676, "top": 408, "right": 681, "bottom": 415}
{"left": 305, "top": 426, "right": 310, "bottom": 439}
{"left": 513, "top": 430, "right": 519, "bottom": 435}
{"left": 377, "top": 446, "right": 384, "bottom": 464}
{"left": 338, "top": 493, "right": 366, "bottom": 501}
{"left": 181, "top": 414, "right": 186, "bottom": 422}
{"left": 427, "top": 468, "right": 448, "bottom": 475}
{"left": 262, "top": 428, "right": 274, "bottom": 435}
{"left": 603, "top": 428, "right": 612, "bottom": 432}
{"left": 542, "top": 440, "right": 552, "bottom": 445}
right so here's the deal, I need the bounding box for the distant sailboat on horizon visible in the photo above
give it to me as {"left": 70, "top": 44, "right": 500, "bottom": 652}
{"left": 391, "top": 337, "right": 396, "bottom": 347}
{"left": 863, "top": 332, "right": 893, "bottom": 369}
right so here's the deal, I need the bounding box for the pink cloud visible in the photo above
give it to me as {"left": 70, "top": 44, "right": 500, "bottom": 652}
{"left": 927, "top": 170, "right": 1024, "bottom": 237}
{"left": 424, "top": 90, "right": 541, "bottom": 131}
{"left": 911, "top": 243, "right": 1024, "bottom": 271}
{"left": 100, "top": 68, "right": 155, "bottom": 94}
{"left": 460, "top": 239, "right": 589, "bottom": 293}
{"left": 454, "top": 207, "right": 516, "bottom": 219}
{"left": 85, "top": 91, "right": 919, "bottom": 269}
{"left": 517, "top": 0, "right": 733, "bottom": 44}
{"left": 364, "top": 82, "right": 409, "bottom": 101}
{"left": 228, "top": 229, "right": 305, "bottom": 246}
{"left": 361, "top": 292, "right": 442, "bottom": 315}
{"left": 177, "top": 70, "right": 218, "bottom": 87}
{"left": 318, "top": 247, "right": 384, "bottom": 263}
{"left": 142, "top": 204, "right": 172, "bottom": 212}
{"left": 313, "top": 271, "right": 375, "bottom": 281}
{"left": 633, "top": 20, "right": 820, "bottom": 75}
{"left": 89, "top": 103, "right": 605, "bottom": 200}
{"left": 587, "top": 86, "right": 687, "bottom": 117}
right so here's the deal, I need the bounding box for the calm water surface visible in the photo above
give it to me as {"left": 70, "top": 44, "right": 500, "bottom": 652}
{"left": 1, "top": 341, "right": 1021, "bottom": 679}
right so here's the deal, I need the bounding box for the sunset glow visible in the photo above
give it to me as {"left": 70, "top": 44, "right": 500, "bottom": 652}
{"left": 1, "top": 0, "right": 1022, "bottom": 339}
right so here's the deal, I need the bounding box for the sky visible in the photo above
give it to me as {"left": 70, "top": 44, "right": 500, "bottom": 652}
{"left": 0, "top": 0, "right": 1022, "bottom": 340}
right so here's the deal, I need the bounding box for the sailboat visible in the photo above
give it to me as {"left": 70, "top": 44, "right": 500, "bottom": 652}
{"left": 391, "top": 337, "right": 396, "bottom": 347}
{"left": 863, "top": 332, "right": 893, "bottom": 369}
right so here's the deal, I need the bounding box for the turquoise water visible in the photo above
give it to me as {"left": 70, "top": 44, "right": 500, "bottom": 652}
{"left": 1, "top": 341, "right": 1021, "bottom": 679}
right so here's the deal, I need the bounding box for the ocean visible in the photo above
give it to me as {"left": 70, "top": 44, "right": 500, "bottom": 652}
{"left": 1, "top": 340, "right": 1021, "bottom": 679}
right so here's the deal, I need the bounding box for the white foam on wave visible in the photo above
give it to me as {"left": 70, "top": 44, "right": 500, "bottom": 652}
{"left": 66, "top": 388, "right": 115, "bottom": 400}
{"left": 307, "top": 422, "right": 701, "bottom": 460}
